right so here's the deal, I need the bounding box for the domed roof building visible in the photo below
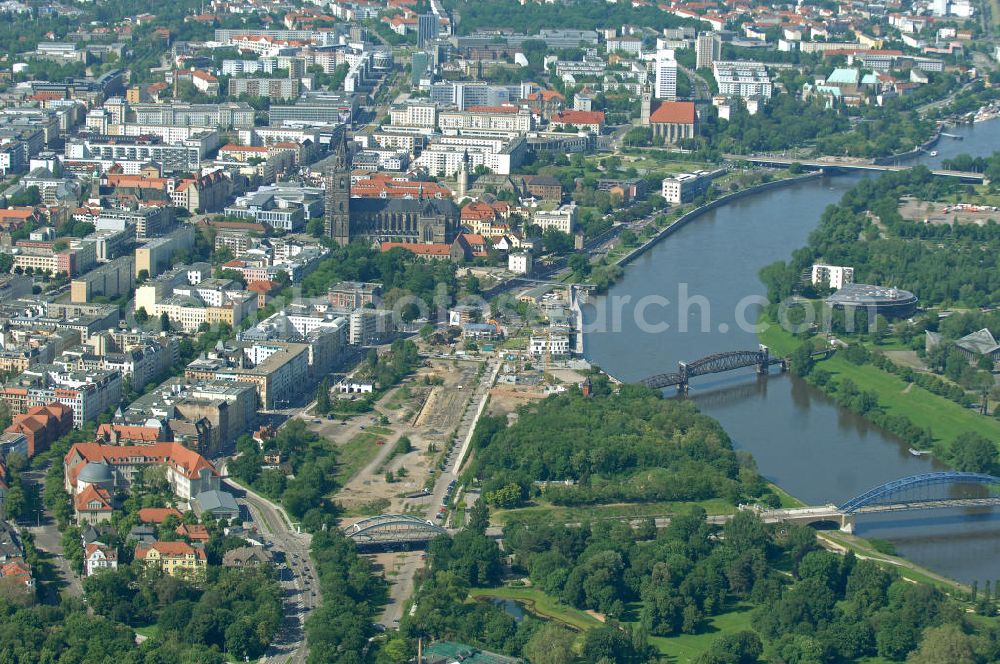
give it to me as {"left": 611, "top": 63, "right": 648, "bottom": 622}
{"left": 76, "top": 460, "right": 114, "bottom": 487}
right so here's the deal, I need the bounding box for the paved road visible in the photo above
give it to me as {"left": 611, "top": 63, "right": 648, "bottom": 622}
{"left": 377, "top": 356, "right": 501, "bottom": 627}
{"left": 678, "top": 63, "right": 712, "bottom": 102}
{"left": 223, "top": 473, "right": 318, "bottom": 664}
{"left": 20, "top": 469, "right": 83, "bottom": 603}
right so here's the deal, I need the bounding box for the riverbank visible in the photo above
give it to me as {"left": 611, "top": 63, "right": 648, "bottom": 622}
{"left": 757, "top": 312, "right": 1000, "bottom": 456}
{"left": 817, "top": 530, "right": 970, "bottom": 595}
{"left": 616, "top": 171, "right": 822, "bottom": 268}
{"left": 872, "top": 127, "right": 941, "bottom": 165}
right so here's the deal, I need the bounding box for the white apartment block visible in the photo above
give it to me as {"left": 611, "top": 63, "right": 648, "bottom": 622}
{"left": 64, "top": 137, "right": 204, "bottom": 174}
{"left": 654, "top": 51, "right": 678, "bottom": 100}
{"left": 529, "top": 332, "right": 570, "bottom": 356}
{"left": 811, "top": 264, "right": 855, "bottom": 290}
{"left": 438, "top": 108, "right": 533, "bottom": 133}
{"left": 607, "top": 37, "right": 643, "bottom": 55}
{"left": 349, "top": 309, "right": 394, "bottom": 346}
{"left": 508, "top": 252, "right": 532, "bottom": 275}
{"left": 661, "top": 171, "right": 714, "bottom": 204}
{"left": 389, "top": 103, "right": 438, "bottom": 128}
{"left": 713, "top": 61, "right": 773, "bottom": 99}
{"left": 414, "top": 136, "right": 526, "bottom": 176}
{"left": 531, "top": 204, "right": 577, "bottom": 234}
{"left": 111, "top": 124, "right": 221, "bottom": 149}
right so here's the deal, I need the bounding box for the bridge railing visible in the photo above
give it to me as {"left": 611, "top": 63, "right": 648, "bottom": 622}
{"left": 837, "top": 472, "right": 1000, "bottom": 514}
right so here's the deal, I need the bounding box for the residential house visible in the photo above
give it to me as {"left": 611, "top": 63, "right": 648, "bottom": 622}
{"left": 135, "top": 540, "right": 207, "bottom": 578}
{"left": 84, "top": 542, "right": 118, "bottom": 576}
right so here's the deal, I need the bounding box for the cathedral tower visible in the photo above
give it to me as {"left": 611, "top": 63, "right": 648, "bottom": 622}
{"left": 324, "top": 129, "right": 351, "bottom": 245}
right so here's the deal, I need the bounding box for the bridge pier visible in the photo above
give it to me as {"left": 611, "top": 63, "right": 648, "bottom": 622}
{"left": 839, "top": 514, "right": 855, "bottom": 534}
{"left": 677, "top": 362, "right": 689, "bottom": 393}
{"left": 756, "top": 345, "right": 769, "bottom": 375}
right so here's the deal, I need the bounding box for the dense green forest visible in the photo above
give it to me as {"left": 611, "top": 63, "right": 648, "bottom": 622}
{"left": 694, "top": 96, "right": 936, "bottom": 158}
{"left": 441, "top": 0, "right": 694, "bottom": 34}
{"left": 228, "top": 420, "right": 341, "bottom": 531}
{"left": 302, "top": 243, "right": 458, "bottom": 308}
{"left": 402, "top": 498, "right": 1000, "bottom": 663}
{"left": 0, "top": 565, "right": 281, "bottom": 663}
{"left": 468, "top": 384, "right": 777, "bottom": 508}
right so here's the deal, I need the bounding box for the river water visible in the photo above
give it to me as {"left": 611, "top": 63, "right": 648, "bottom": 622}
{"left": 583, "top": 119, "right": 1000, "bottom": 584}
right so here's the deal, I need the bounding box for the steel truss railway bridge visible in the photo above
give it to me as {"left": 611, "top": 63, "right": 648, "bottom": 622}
{"left": 640, "top": 345, "right": 786, "bottom": 392}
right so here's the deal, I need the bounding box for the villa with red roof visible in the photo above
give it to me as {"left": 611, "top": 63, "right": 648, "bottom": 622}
{"left": 74, "top": 484, "right": 114, "bottom": 525}
{"left": 1, "top": 560, "right": 33, "bottom": 589}
{"left": 135, "top": 540, "right": 207, "bottom": 578}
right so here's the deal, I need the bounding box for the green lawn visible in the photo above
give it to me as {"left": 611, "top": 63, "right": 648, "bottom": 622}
{"left": 770, "top": 483, "right": 805, "bottom": 508}
{"left": 473, "top": 587, "right": 766, "bottom": 662}
{"left": 133, "top": 625, "right": 159, "bottom": 638}
{"left": 818, "top": 355, "right": 1000, "bottom": 448}
{"left": 333, "top": 431, "right": 384, "bottom": 483}
{"left": 642, "top": 604, "right": 755, "bottom": 663}
{"left": 759, "top": 317, "right": 1000, "bottom": 452}
{"left": 491, "top": 498, "right": 737, "bottom": 526}
{"left": 468, "top": 586, "right": 604, "bottom": 633}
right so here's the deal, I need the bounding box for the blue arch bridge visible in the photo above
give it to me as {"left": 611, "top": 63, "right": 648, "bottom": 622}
{"left": 722, "top": 472, "right": 1000, "bottom": 533}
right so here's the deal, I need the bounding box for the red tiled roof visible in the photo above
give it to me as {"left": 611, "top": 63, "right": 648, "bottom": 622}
{"left": 552, "top": 110, "right": 605, "bottom": 125}
{"left": 0, "top": 560, "right": 32, "bottom": 585}
{"left": 85, "top": 542, "right": 117, "bottom": 560}
{"left": 135, "top": 540, "right": 206, "bottom": 559}
{"left": 65, "top": 441, "right": 218, "bottom": 488}
{"left": 381, "top": 241, "right": 452, "bottom": 256}
{"left": 96, "top": 423, "right": 164, "bottom": 443}
{"left": 29, "top": 91, "right": 65, "bottom": 102}
{"left": 247, "top": 280, "right": 279, "bottom": 293}
{"left": 175, "top": 524, "right": 210, "bottom": 541}
{"left": 461, "top": 201, "right": 500, "bottom": 221}
{"left": 219, "top": 144, "right": 268, "bottom": 153}
{"left": 526, "top": 90, "right": 565, "bottom": 102}
{"left": 137, "top": 507, "right": 182, "bottom": 524}
{"left": 0, "top": 208, "right": 38, "bottom": 219}
{"left": 75, "top": 484, "right": 113, "bottom": 513}
{"left": 649, "top": 101, "right": 697, "bottom": 124}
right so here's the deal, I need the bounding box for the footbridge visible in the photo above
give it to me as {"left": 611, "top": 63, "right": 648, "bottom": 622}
{"left": 343, "top": 514, "right": 449, "bottom": 549}
{"left": 640, "top": 344, "right": 786, "bottom": 392}
{"left": 753, "top": 472, "right": 1000, "bottom": 533}
{"left": 728, "top": 154, "right": 986, "bottom": 183}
